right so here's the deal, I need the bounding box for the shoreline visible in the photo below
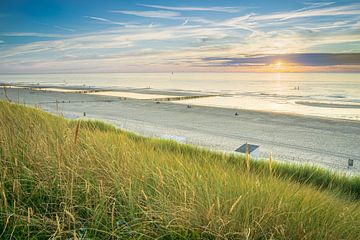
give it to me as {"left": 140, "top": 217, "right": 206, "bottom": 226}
{"left": 2, "top": 83, "right": 360, "bottom": 124}
{"left": 296, "top": 100, "right": 360, "bottom": 109}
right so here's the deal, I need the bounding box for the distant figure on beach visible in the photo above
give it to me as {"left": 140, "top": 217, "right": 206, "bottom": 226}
{"left": 235, "top": 112, "right": 239, "bottom": 116}
{"left": 83, "top": 112, "right": 86, "bottom": 117}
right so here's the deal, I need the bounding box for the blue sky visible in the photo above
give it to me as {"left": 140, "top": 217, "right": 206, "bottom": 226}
{"left": 0, "top": 0, "right": 359, "bottom": 73}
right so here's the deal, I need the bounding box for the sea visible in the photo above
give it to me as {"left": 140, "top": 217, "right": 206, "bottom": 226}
{"left": 1, "top": 72, "right": 359, "bottom": 121}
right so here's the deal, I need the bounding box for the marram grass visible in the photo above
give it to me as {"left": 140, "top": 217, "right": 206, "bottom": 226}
{"left": 0, "top": 100, "right": 360, "bottom": 239}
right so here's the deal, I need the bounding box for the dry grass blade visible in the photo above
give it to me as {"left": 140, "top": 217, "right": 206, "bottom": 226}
{"left": 229, "top": 195, "right": 242, "bottom": 214}
{"left": 74, "top": 120, "right": 81, "bottom": 144}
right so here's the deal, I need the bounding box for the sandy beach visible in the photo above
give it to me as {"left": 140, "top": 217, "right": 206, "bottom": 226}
{"left": 1, "top": 86, "right": 359, "bottom": 174}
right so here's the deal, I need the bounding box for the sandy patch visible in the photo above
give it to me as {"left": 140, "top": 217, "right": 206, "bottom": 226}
{"left": 37, "top": 88, "right": 84, "bottom": 93}
{"left": 86, "top": 91, "right": 177, "bottom": 100}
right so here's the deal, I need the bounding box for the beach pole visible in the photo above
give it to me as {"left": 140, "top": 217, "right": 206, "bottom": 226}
{"left": 245, "top": 143, "right": 250, "bottom": 172}
{"left": 3, "top": 86, "right": 11, "bottom": 102}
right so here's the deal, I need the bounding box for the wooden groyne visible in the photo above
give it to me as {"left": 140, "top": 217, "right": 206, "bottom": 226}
{"left": 151, "top": 94, "right": 219, "bottom": 102}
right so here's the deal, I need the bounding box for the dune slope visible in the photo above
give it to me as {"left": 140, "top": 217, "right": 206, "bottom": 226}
{"left": 0, "top": 101, "right": 359, "bottom": 239}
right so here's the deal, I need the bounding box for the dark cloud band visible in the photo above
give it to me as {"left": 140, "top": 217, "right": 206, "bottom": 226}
{"left": 203, "top": 53, "right": 360, "bottom": 66}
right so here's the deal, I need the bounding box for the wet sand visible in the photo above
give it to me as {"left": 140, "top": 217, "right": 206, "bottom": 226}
{"left": 1, "top": 86, "right": 359, "bottom": 174}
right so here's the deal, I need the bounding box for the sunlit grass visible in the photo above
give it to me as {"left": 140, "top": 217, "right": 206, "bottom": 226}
{"left": 0, "top": 101, "right": 359, "bottom": 239}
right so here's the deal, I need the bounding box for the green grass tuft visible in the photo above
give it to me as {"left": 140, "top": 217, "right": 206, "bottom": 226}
{"left": 0, "top": 101, "right": 359, "bottom": 239}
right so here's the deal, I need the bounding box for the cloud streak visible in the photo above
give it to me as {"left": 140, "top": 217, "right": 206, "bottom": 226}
{"left": 138, "top": 4, "right": 241, "bottom": 13}
{"left": 53, "top": 25, "right": 76, "bottom": 32}
{"left": 85, "top": 16, "right": 128, "bottom": 26}
{"left": 251, "top": 4, "right": 360, "bottom": 21}
{"left": 0, "top": 32, "right": 65, "bottom": 38}
{"left": 111, "top": 10, "right": 181, "bottom": 19}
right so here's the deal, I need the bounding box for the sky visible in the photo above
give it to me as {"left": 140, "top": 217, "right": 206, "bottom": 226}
{"left": 0, "top": 0, "right": 359, "bottom": 73}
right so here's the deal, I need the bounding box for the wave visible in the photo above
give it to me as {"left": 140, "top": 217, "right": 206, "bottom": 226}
{"left": 327, "top": 95, "right": 347, "bottom": 99}
{"left": 296, "top": 101, "right": 360, "bottom": 109}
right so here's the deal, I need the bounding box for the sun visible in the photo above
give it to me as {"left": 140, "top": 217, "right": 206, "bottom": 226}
{"left": 267, "top": 61, "right": 301, "bottom": 72}
{"left": 275, "top": 61, "right": 282, "bottom": 70}
{"left": 269, "top": 61, "right": 288, "bottom": 72}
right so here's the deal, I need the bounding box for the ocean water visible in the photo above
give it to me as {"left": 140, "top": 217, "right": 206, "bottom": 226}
{"left": 1, "top": 72, "right": 360, "bottom": 120}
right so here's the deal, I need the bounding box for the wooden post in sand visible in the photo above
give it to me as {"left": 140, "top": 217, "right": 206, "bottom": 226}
{"left": 245, "top": 143, "right": 250, "bottom": 172}
{"left": 3, "top": 86, "right": 10, "bottom": 102}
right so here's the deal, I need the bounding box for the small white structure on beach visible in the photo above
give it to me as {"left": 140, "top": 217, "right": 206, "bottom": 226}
{"left": 235, "top": 143, "right": 260, "bottom": 159}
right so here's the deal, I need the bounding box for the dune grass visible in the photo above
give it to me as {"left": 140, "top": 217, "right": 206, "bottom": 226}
{"left": 0, "top": 100, "right": 360, "bottom": 239}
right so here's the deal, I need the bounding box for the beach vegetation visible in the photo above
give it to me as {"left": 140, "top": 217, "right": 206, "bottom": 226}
{"left": 0, "top": 101, "right": 359, "bottom": 239}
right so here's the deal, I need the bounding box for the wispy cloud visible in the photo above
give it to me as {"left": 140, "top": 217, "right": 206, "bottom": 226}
{"left": 53, "top": 25, "right": 76, "bottom": 32}
{"left": 110, "top": 9, "right": 214, "bottom": 25}
{"left": 138, "top": 4, "right": 241, "bottom": 13}
{"left": 111, "top": 10, "right": 181, "bottom": 19}
{"left": 85, "top": 16, "right": 128, "bottom": 26}
{"left": 300, "top": 1, "right": 336, "bottom": 10}
{"left": 217, "top": 3, "right": 360, "bottom": 33}
{"left": 251, "top": 4, "right": 360, "bottom": 21}
{"left": 33, "top": 21, "right": 76, "bottom": 33}
{"left": 111, "top": 9, "right": 211, "bottom": 27}
{"left": 0, "top": 32, "right": 65, "bottom": 38}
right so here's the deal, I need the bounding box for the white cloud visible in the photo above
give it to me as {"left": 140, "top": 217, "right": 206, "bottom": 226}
{"left": 300, "top": 1, "right": 336, "bottom": 10}
{"left": 0, "top": 32, "right": 65, "bottom": 38}
{"left": 138, "top": 4, "right": 241, "bottom": 13}
{"left": 85, "top": 16, "right": 128, "bottom": 26}
{"left": 54, "top": 25, "right": 76, "bottom": 32}
{"left": 294, "top": 20, "right": 352, "bottom": 32}
{"left": 111, "top": 10, "right": 181, "bottom": 19}
{"left": 110, "top": 9, "right": 213, "bottom": 25}
{"left": 217, "top": 4, "right": 360, "bottom": 32}
{"left": 251, "top": 4, "right": 360, "bottom": 21}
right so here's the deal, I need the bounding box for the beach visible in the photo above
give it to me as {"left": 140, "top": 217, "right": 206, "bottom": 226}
{"left": 1, "top": 86, "right": 359, "bottom": 174}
